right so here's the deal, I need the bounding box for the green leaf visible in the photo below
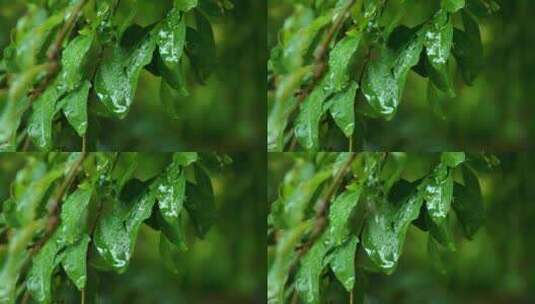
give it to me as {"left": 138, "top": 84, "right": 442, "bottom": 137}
{"left": 441, "top": 152, "right": 465, "bottom": 167}
{"left": 154, "top": 157, "right": 187, "bottom": 249}
{"left": 325, "top": 184, "right": 362, "bottom": 247}
{"left": 362, "top": 192, "right": 424, "bottom": 274}
{"left": 93, "top": 189, "right": 156, "bottom": 272}
{"left": 294, "top": 87, "right": 328, "bottom": 150}
{"left": 323, "top": 33, "right": 361, "bottom": 92}
{"left": 328, "top": 236, "right": 359, "bottom": 292}
{"left": 57, "top": 33, "right": 94, "bottom": 93}
{"left": 186, "top": 12, "right": 216, "bottom": 83}
{"left": 159, "top": 233, "right": 182, "bottom": 274}
{"left": 173, "top": 152, "right": 198, "bottom": 166}
{"left": 157, "top": 7, "right": 186, "bottom": 65}
{"left": 270, "top": 164, "right": 330, "bottom": 228}
{"left": 26, "top": 235, "right": 62, "bottom": 304}
{"left": 423, "top": 11, "right": 455, "bottom": 95}
{"left": 0, "top": 220, "right": 44, "bottom": 304}
{"left": 7, "top": 166, "right": 63, "bottom": 227}
{"left": 268, "top": 65, "right": 312, "bottom": 151}
{"left": 281, "top": 14, "right": 331, "bottom": 71}
{"left": 56, "top": 184, "right": 93, "bottom": 246}
{"left": 60, "top": 80, "right": 91, "bottom": 137}
{"left": 268, "top": 222, "right": 310, "bottom": 304}
{"left": 27, "top": 86, "right": 58, "bottom": 151}
{"left": 362, "top": 47, "right": 399, "bottom": 118}
{"left": 453, "top": 167, "right": 485, "bottom": 239}
{"left": 94, "top": 30, "right": 157, "bottom": 118}
{"left": 423, "top": 163, "right": 453, "bottom": 225}
{"left": 295, "top": 238, "right": 329, "bottom": 304}
{"left": 184, "top": 165, "right": 216, "bottom": 238}
{"left": 175, "top": 0, "right": 198, "bottom": 11}
{"left": 329, "top": 82, "right": 358, "bottom": 138}
{"left": 453, "top": 12, "right": 483, "bottom": 85}
{"left": 61, "top": 234, "right": 90, "bottom": 290}
{"left": 442, "top": 0, "right": 465, "bottom": 13}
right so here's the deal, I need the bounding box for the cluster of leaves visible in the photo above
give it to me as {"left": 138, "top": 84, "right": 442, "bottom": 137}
{"left": 0, "top": 152, "right": 224, "bottom": 303}
{"left": 267, "top": 152, "right": 499, "bottom": 303}
{"left": 0, "top": 0, "right": 232, "bottom": 151}
{"left": 268, "top": 0, "right": 499, "bottom": 151}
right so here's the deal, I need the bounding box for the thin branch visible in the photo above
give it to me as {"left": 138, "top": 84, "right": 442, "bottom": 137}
{"left": 47, "top": 0, "right": 88, "bottom": 61}
{"left": 285, "top": 0, "right": 357, "bottom": 150}
{"left": 31, "top": 152, "right": 86, "bottom": 253}
{"left": 300, "top": 152, "right": 358, "bottom": 254}
{"left": 28, "top": 0, "right": 88, "bottom": 100}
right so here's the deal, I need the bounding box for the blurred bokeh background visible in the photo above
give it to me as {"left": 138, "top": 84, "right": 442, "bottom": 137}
{"left": 268, "top": 153, "right": 535, "bottom": 303}
{"left": 0, "top": 152, "right": 266, "bottom": 304}
{"left": 0, "top": 0, "right": 266, "bottom": 151}
{"left": 268, "top": 0, "right": 535, "bottom": 150}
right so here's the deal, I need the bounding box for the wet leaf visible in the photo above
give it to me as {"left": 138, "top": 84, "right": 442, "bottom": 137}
{"left": 26, "top": 234, "right": 62, "bottom": 303}
{"left": 329, "top": 82, "right": 358, "bottom": 138}
{"left": 57, "top": 33, "right": 94, "bottom": 93}
{"left": 362, "top": 192, "right": 424, "bottom": 274}
{"left": 295, "top": 237, "right": 329, "bottom": 304}
{"left": 157, "top": 7, "right": 186, "bottom": 66}
{"left": 56, "top": 184, "right": 93, "bottom": 246}
{"left": 94, "top": 189, "right": 156, "bottom": 272}
{"left": 61, "top": 234, "right": 90, "bottom": 290}
{"left": 294, "top": 87, "right": 328, "bottom": 150}
{"left": 268, "top": 222, "right": 310, "bottom": 304}
{"left": 328, "top": 236, "right": 359, "bottom": 292}
{"left": 325, "top": 184, "right": 362, "bottom": 247}
{"left": 94, "top": 30, "right": 157, "bottom": 118}
{"left": 60, "top": 80, "right": 91, "bottom": 137}
{"left": 423, "top": 163, "right": 453, "bottom": 225}
{"left": 27, "top": 86, "right": 58, "bottom": 151}
{"left": 323, "top": 34, "right": 361, "bottom": 93}
{"left": 362, "top": 45, "right": 406, "bottom": 119}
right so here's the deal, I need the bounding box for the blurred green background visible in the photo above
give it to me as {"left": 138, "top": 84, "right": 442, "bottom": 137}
{"left": 0, "top": 152, "right": 266, "bottom": 303}
{"left": 268, "top": 153, "right": 535, "bottom": 303}
{"left": 0, "top": 0, "right": 266, "bottom": 151}
{"left": 268, "top": 0, "right": 535, "bottom": 150}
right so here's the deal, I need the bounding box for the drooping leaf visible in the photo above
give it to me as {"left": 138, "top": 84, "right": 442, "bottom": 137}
{"left": 295, "top": 237, "right": 329, "bottom": 304}
{"left": 27, "top": 86, "right": 58, "bottom": 151}
{"left": 26, "top": 235, "right": 63, "bottom": 304}
{"left": 157, "top": 7, "right": 186, "bottom": 66}
{"left": 328, "top": 236, "right": 359, "bottom": 292}
{"left": 61, "top": 234, "right": 90, "bottom": 290}
{"left": 453, "top": 167, "right": 485, "bottom": 239}
{"left": 329, "top": 82, "right": 358, "bottom": 138}
{"left": 57, "top": 33, "right": 94, "bottom": 93}
{"left": 323, "top": 33, "right": 361, "bottom": 93}
{"left": 423, "top": 163, "right": 453, "bottom": 225}
{"left": 94, "top": 30, "right": 157, "bottom": 118}
{"left": 294, "top": 87, "right": 328, "bottom": 150}
{"left": 184, "top": 165, "right": 216, "bottom": 238}
{"left": 362, "top": 192, "right": 424, "bottom": 274}
{"left": 186, "top": 12, "right": 216, "bottom": 83}
{"left": 60, "top": 80, "right": 91, "bottom": 137}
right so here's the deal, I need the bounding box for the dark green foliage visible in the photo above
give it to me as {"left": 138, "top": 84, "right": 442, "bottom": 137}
{"left": 0, "top": 152, "right": 231, "bottom": 303}
{"left": 268, "top": 0, "right": 499, "bottom": 151}
{"left": 268, "top": 152, "right": 500, "bottom": 304}
{"left": 0, "top": 0, "right": 263, "bottom": 151}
